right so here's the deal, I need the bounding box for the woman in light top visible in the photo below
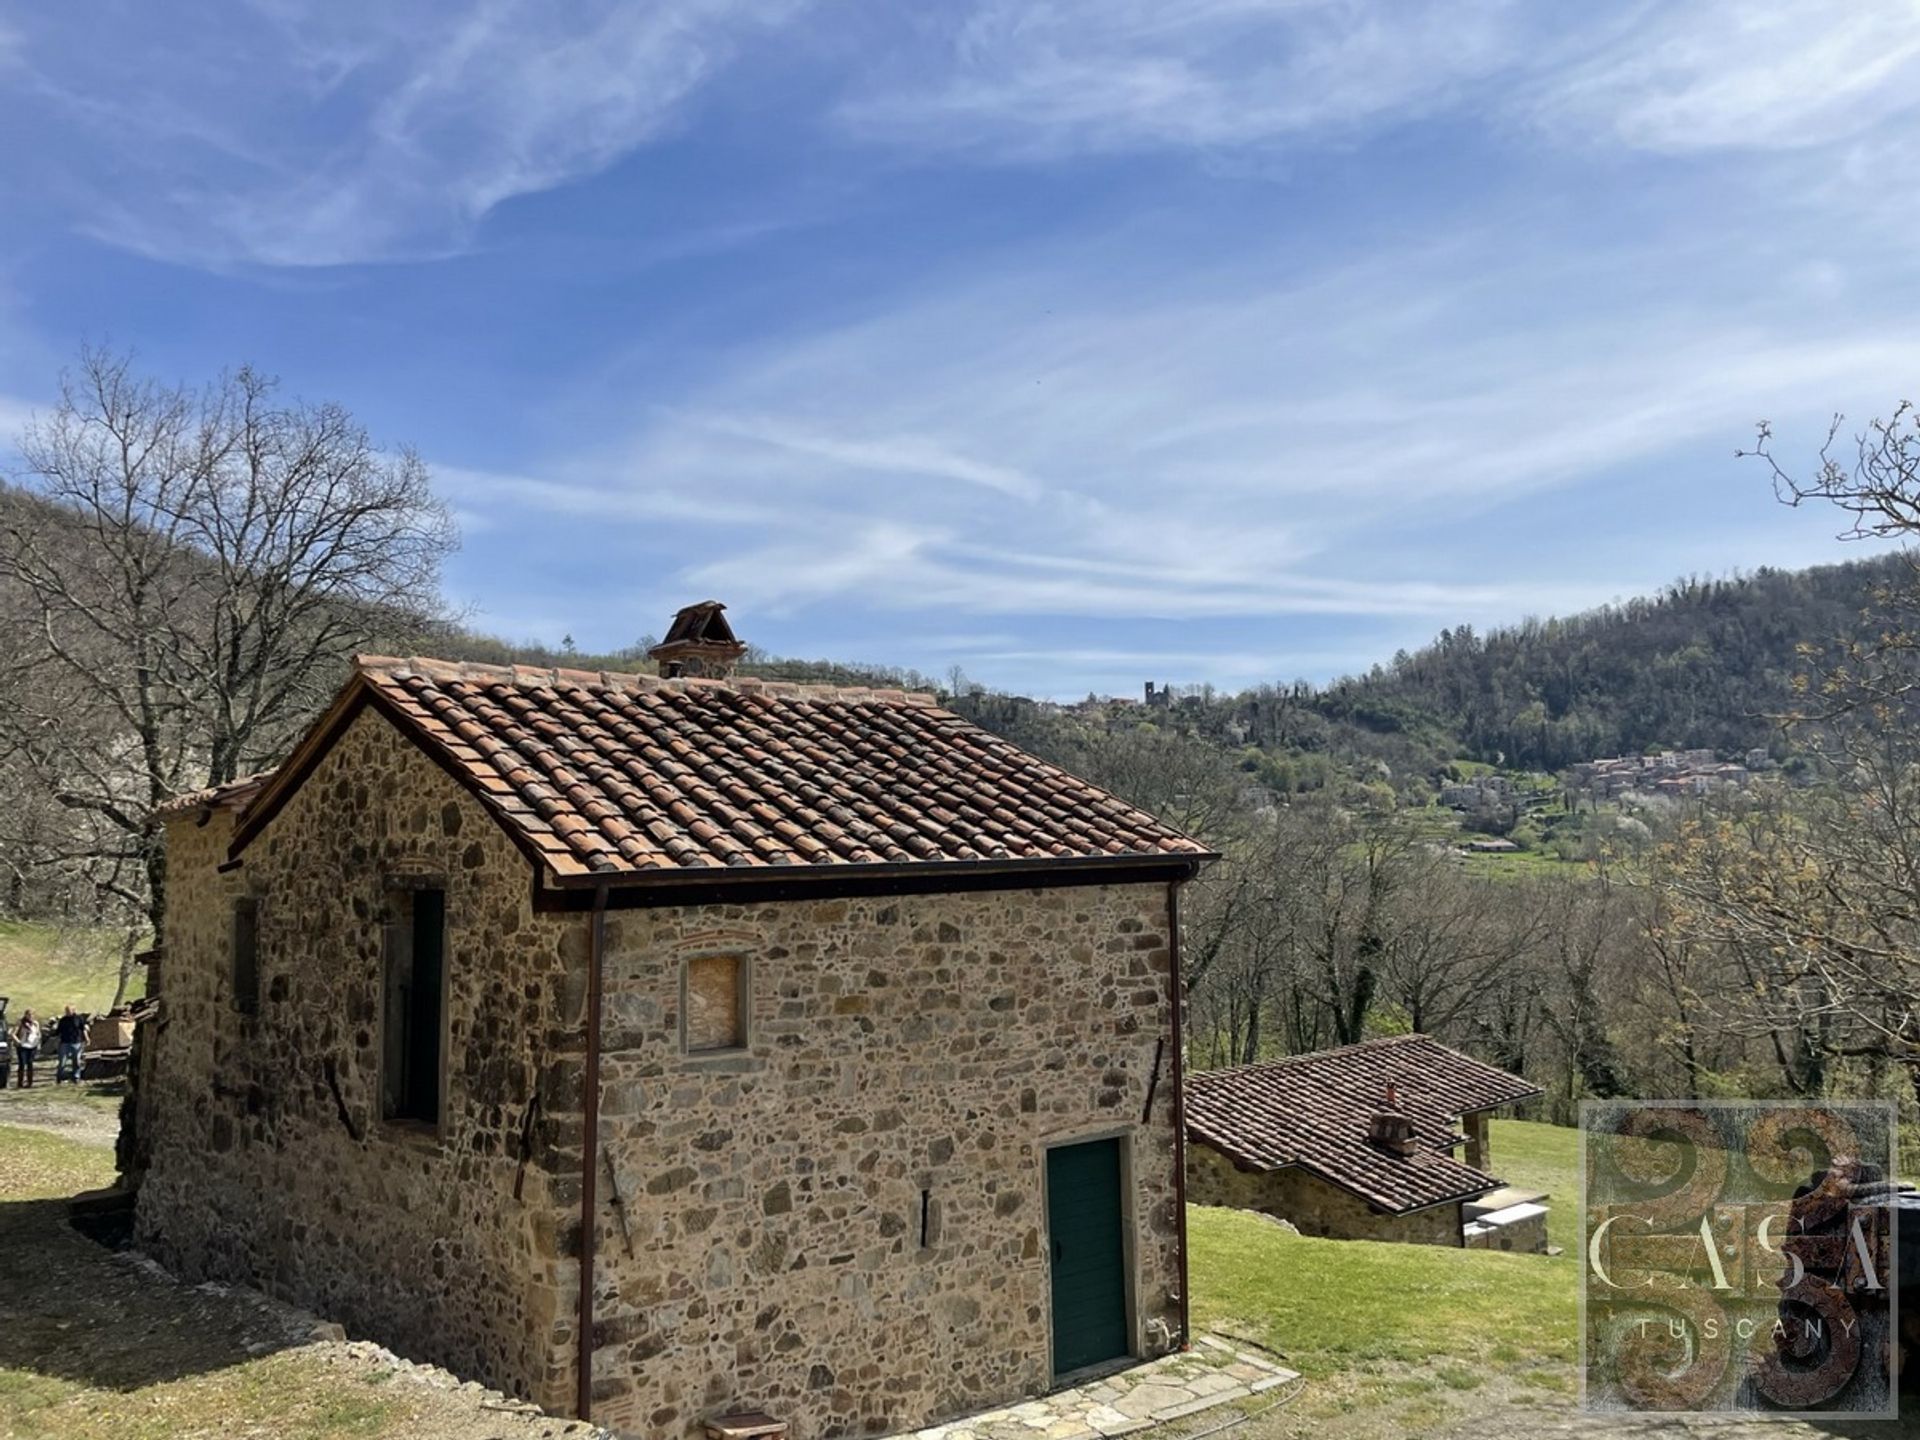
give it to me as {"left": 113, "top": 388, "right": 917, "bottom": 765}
{"left": 13, "top": 1008, "right": 41, "bottom": 1088}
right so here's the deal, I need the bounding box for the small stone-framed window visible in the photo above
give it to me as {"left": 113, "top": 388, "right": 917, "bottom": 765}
{"left": 682, "top": 954, "right": 747, "bottom": 1055}
{"left": 230, "top": 896, "right": 260, "bottom": 1017}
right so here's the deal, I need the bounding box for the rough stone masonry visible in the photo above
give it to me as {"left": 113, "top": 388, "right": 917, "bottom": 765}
{"left": 138, "top": 702, "right": 1185, "bottom": 1438}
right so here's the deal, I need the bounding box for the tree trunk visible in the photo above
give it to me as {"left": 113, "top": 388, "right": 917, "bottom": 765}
{"left": 110, "top": 925, "right": 139, "bottom": 1009}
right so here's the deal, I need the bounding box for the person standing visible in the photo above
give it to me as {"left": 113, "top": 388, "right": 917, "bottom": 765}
{"left": 13, "top": 1009, "right": 40, "bottom": 1088}
{"left": 54, "top": 1005, "right": 85, "bottom": 1084}
{"left": 0, "top": 999, "right": 10, "bottom": 1090}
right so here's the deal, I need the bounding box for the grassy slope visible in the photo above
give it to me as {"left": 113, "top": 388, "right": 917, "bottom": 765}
{"left": 1188, "top": 1119, "right": 1580, "bottom": 1435}
{"left": 0, "top": 920, "right": 142, "bottom": 1022}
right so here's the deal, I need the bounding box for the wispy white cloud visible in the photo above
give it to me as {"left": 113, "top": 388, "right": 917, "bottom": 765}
{"left": 838, "top": 0, "right": 1920, "bottom": 163}
{"left": 9, "top": 0, "right": 807, "bottom": 266}
{"left": 684, "top": 414, "right": 1046, "bottom": 501}
{"left": 1526, "top": 0, "right": 1920, "bottom": 154}
{"left": 19, "top": 0, "right": 1920, "bottom": 270}
{"left": 450, "top": 200, "right": 1920, "bottom": 642}
{"left": 839, "top": 0, "right": 1537, "bottom": 159}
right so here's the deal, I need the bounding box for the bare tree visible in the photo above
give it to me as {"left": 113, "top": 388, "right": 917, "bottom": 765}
{"left": 1379, "top": 858, "right": 1545, "bottom": 1036}
{"left": 1666, "top": 403, "right": 1920, "bottom": 1100}
{"left": 0, "top": 348, "right": 457, "bottom": 928}
{"left": 1080, "top": 725, "right": 1248, "bottom": 843}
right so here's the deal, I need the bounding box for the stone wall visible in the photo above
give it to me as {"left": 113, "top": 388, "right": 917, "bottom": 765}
{"left": 138, "top": 701, "right": 1188, "bottom": 1438}
{"left": 1186, "top": 1143, "right": 1463, "bottom": 1247}
{"left": 580, "top": 883, "right": 1185, "bottom": 1439}
{"left": 1464, "top": 1209, "right": 1549, "bottom": 1253}
{"left": 136, "top": 706, "right": 584, "bottom": 1411}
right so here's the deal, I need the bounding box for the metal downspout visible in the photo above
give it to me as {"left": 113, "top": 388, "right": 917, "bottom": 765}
{"left": 577, "top": 879, "right": 609, "bottom": 1420}
{"left": 1168, "top": 878, "right": 1192, "bottom": 1350}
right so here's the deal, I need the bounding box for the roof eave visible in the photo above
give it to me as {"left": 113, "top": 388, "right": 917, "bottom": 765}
{"left": 1386, "top": 1179, "right": 1503, "bottom": 1218}
{"left": 1191, "top": 1134, "right": 1500, "bottom": 1217}
{"left": 541, "top": 848, "right": 1215, "bottom": 891}
{"left": 1458, "top": 1089, "right": 1546, "bottom": 1114}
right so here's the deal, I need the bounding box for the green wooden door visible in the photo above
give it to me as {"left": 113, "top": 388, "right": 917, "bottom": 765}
{"left": 1047, "top": 1137, "right": 1129, "bottom": 1376}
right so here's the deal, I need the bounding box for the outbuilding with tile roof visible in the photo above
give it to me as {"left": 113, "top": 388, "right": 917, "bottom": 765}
{"left": 133, "top": 606, "right": 1214, "bottom": 1440}
{"left": 1184, "top": 1035, "right": 1546, "bottom": 1250}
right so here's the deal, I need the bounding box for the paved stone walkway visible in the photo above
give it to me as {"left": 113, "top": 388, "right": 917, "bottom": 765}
{"left": 903, "top": 1336, "right": 1302, "bottom": 1440}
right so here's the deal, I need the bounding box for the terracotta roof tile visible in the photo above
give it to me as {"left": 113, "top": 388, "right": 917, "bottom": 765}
{"left": 1186, "top": 1035, "right": 1543, "bottom": 1214}
{"left": 151, "top": 771, "right": 274, "bottom": 821}
{"left": 235, "top": 656, "right": 1211, "bottom": 881}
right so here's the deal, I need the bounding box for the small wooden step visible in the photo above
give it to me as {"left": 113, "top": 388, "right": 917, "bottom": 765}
{"left": 704, "top": 1411, "right": 788, "bottom": 1440}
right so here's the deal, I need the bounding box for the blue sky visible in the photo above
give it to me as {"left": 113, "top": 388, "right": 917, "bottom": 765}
{"left": 2, "top": 2, "right": 1918, "bottom": 699}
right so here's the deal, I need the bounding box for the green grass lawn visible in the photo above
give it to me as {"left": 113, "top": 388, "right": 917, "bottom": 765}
{"left": 1189, "top": 1210, "right": 1577, "bottom": 1377}
{"left": 1485, "top": 1116, "right": 1579, "bottom": 1256}
{"left": 0, "top": 919, "right": 142, "bottom": 1022}
{"left": 1188, "top": 1119, "right": 1581, "bottom": 1435}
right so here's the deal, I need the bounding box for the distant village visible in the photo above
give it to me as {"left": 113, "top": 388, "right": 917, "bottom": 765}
{"left": 1062, "top": 684, "right": 1779, "bottom": 802}
{"left": 1046, "top": 682, "right": 1787, "bottom": 864}
{"left": 1564, "top": 747, "right": 1776, "bottom": 798}
{"left": 1431, "top": 748, "right": 1774, "bottom": 816}
{"left": 1054, "top": 681, "right": 1206, "bottom": 717}
{"left": 1050, "top": 681, "right": 1251, "bottom": 737}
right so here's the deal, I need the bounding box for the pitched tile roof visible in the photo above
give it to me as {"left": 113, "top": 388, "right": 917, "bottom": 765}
{"left": 227, "top": 656, "right": 1213, "bottom": 884}
{"left": 1186, "top": 1035, "right": 1543, "bottom": 1214}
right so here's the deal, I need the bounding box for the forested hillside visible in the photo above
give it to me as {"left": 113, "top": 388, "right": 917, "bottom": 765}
{"left": 1321, "top": 558, "right": 1902, "bottom": 771}
{"left": 937, "top": 558, "right": 1899, "bottom": 806}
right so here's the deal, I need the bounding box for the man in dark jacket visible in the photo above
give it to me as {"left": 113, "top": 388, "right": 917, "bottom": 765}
{"left": 54, "top": 1005, "right": 85, "bottom": 1085}
{"left": 0, "top": 998, "right": 9, "bottom": 1090}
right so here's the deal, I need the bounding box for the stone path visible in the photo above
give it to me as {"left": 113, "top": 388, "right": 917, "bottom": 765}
{"left": 903, "top": 1336, "right": 1302, "bottom": 1440}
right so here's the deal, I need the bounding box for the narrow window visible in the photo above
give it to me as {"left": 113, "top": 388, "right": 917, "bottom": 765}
{"left": 382, "top": 886, "right": 445, "bottom": 1125}
{"left": 231, "top": 897, "right": 260, "bottom": 1016}
{"left": 683, "top": 954, "right": 746, "bottom": 1053}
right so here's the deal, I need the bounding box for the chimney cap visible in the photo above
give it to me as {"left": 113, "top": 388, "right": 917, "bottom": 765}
{"left": 648, "top": 601, "right": 748, "bottom": 679}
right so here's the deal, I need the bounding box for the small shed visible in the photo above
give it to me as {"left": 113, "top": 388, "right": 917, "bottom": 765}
{"left": 1184, "top": 1035, "right": 1545, "bottom": 1249}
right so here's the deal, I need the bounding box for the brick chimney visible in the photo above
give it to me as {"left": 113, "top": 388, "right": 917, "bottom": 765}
{"left": 649, "top": 601, "right": 748, "bottom": 679}
{"left": 1366, "top": 1082, "right": 1416, "bottom": 1158}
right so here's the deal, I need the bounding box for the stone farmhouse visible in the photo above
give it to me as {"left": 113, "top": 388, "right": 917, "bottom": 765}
{"left": 1184, "top": 1036, "right": 1548, "bottom": 1252}
{"left": 135, "top": 604, "right": 1213, "bottom": 1439}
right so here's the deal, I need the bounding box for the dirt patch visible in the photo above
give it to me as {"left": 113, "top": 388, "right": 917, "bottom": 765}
{"left": 0, "top": 1083, "right": 123, "bottom": 1149}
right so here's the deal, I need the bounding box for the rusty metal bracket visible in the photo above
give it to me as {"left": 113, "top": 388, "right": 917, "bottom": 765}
{"left": 1142, "top": 1036, "right": 1165, "bottom": 1125}
{"left": 322, "top": 1055, "right": 363, "bottom": 1143}
{"left": 603, "top": 1148, "right": 635, "bottom": 1259}
{"left": 512, "top": 1090, "right": 543, "bottom": 1202}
